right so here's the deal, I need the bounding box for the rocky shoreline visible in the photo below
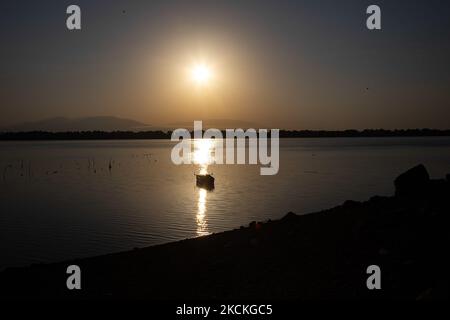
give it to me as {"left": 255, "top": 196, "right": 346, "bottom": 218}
{"left": 0, "top": 165, "right": 448, "bottom": 300}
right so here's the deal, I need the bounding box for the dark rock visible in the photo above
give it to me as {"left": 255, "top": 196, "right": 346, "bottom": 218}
{"left": 369, "top": 195, "right": 386, "bottom": 203}
{"left": 416, "top": 288, "right": 433, "bottom": 300}
{"left": 343, "top": 200, "right": 361, "bottom": 207}
{"left": 427, "top": 179, "right": 450, "bottom": 202}
{"left": 394, "top": 164, "right": 429, "bottom": 197}
{"left": 446, "top": 174, "right": 450, "bottom": 182}
{"left": 282, "top": 212, "right": 297, "bottom": 220}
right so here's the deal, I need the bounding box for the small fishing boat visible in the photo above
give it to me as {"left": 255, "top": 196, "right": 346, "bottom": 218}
{"left": 195, "top": 173, "right": 215, "bottom": 190}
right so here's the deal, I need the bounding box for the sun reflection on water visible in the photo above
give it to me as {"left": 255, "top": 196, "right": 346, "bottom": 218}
{"left": 193, "top": 139, "right": 215, "bottom": 175}
{"left": 196, "top": 188, "right": 209, "bottom": 236}
{"left": 193, "top": 139, "right": 215, "bottom": 236}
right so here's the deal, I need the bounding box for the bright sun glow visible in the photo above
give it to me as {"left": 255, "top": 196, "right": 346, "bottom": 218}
{"left": 191, "top": 63, "right": 212, "bottom": 85}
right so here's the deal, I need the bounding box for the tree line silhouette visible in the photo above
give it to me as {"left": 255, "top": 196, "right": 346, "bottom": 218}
{"left": 0, "top": 129, "right": 449, "bottom": 140}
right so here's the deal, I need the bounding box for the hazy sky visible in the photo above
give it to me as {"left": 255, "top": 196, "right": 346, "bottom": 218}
{"left": 1, "top": 0, "right": 449, "bottom": 129}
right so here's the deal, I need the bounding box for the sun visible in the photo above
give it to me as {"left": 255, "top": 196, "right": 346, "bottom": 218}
{"left": 190, "top": 63, "right": 213, "bottom": 86}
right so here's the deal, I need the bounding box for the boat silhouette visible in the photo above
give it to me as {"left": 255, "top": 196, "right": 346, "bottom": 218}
{"left": 195, "top": 173, "right": 215, "bottom": 190}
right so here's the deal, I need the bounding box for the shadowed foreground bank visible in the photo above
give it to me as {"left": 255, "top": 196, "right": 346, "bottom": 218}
{"left": 0, "top": 165, "right": 448, "bottom": 300}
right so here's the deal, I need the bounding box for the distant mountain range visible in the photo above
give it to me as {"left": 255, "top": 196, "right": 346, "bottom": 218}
{"left": 1, "top": 116, "right": 151, "bottom": 132}
{"left": 168, "top": 119, "right": 263, "bottom": 130}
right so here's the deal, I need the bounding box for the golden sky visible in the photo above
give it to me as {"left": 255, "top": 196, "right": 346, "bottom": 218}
{"left": 1, "top": 1, "right": 449, "bottom": 129}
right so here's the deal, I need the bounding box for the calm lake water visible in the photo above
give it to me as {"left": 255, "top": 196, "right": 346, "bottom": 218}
{"left": 1, "top": 137, "right": 449, "bottom": 269}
